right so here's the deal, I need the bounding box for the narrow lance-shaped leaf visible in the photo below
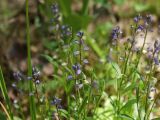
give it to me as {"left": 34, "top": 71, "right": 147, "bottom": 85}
{"left": 26, "top": 0, "right": 36, "bottom": 119}
{"left": 0, "top": 66, "right": 14, "bottom": 120}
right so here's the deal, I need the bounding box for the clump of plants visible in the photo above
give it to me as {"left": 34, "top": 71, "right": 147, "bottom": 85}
{"left": 0, "top": 2, "right": 160, "bottom": 120}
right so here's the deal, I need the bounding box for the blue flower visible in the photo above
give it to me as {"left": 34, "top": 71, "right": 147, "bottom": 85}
{"left": 67, "top": 75, "right": 73, "bottom": 80}
{"left": 133, "top": 14, "right": 142, "bottom": 23}
{"left": 32, "top": 66, "right": 40, "bottom": 79}
{"left": 51, "top": 3, "right": 59, "bottom": 14}
{"left": 137, "top": 25, "right": 144, "bottom": 32}
{"left": 76, "top": 31, "right": 84, "bottom": 38}
{"left": 51, "top": 97, "right": 62, "bottom": 106}
{"left": 145, "top": 14, "right": 152, "bottom": 26}
{"left": 111, "top": 26, "right": 122, "bottom": 40}
{"left": 60, "top": 25, "right": 72, "bottom": 38}
{"left": 154, "top": 57, "right": 159, "bottom": 65}
{"left": 72, "top": 64, "right": 81, "bottom": 75}
{"left": 13, "top": 72, "right": 24, "bottom": 81}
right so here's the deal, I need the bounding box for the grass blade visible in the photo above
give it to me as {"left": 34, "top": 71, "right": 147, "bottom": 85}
{"left": 26, "top": 0, "right": 36, "bottom": 119}
{"left": 81, "top": 0, "right": 89, "bottom": 15}
{"left": 0, "top": 66, "right": 14, "bottom": 120}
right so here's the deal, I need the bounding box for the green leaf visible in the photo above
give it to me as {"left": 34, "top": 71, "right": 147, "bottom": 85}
{"left": 41, "top": 54, "right": 53, "bottom": 63}
{"left": 44, "top": 41, "right": 58, "bottom": 50}
{"left": 59, "top": 109, "right": 69, "bottom": 119}
{"left": 114, "top": 0, "right": 125, "bottom": 5}
{"left": 136, "top": 87, "right": 139, "bottom": 102}
{"left": 120, "top": 99, "right": 137, "bottom": 111}
{"left": 96, "top": 22, "right": 113, "bottom": 36}
{"left": 81, "top": 0, "right": 89, "bottom": 15}
{"left": 134, "top": 3, "right": 150, "bottom": 12}
{"left": 111, "top": 62, "right": 122, "bottom": 79}
{"left": 13, "top": 116, "right": 22, "bottom": 120}
{"left": 121, "top": 83, "right": 136, "bottom": 94}
{"left": 86, "top": 36, "right": 105, "bottom": 60}
{"left": 94, "top": 0, "right": 107, "bottom": 4}
{"left": 63, "top": 14, "right": 91, "bottom": 31}
{"left": 78, "top": 96, "right": 88, "bottom": 114}
{"left": 152, "top": 118, "right": 160, "bottom": 120}
{"left": 0, "top": 66, "right": 13, "bottom": 120}
{"left": 26, "top": 0, "right": 36, "bottom": 118}
{"left": 0, "top": 111, "right": 6, "bottom": 120}
{"left": 119, "top": 114, "right": 135, "bottom": 120}
{"left": 58, "top": 0, "right": 71, "bottom": 17}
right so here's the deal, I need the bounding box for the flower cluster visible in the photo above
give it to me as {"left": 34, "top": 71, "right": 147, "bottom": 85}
{"left": 51, "top": 97, "right": 62, "bottom": 109}
{"left": 12, "top": 66, "right": 41, "bottom": 94}
{"left": 147, "top": 40, "right": 160, "bottom": 65}
{"left": 60, "top": 25, "right": 72, "bottom": 38}
{"left": 50, "top": 3, "right": 72, "bottom": 40}
{"left": 66, "top": 31, "right": 89, "bottom": 92}
{"left": 32, "top": 66, "right": 41, "bottom": 84}
{"left": 51, "top": 3, "right": 60, "bottom": 24}
{"left": 111, "top": 26, "right": 122, "bottom": 40}
{"left": 135, "top": 14, "right": 153, "bottom": 32}
{"left": 72, "top": 63, "right": 81, "bottom": 75}
{"left": 133, "top": 14, "right": 142, "bottom": 23}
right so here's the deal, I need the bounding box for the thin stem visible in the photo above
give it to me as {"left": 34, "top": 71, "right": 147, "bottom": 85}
{"left": 136, "top": 88, "right": 141, "bottom": 120}
{"left": 144, "top": 51, "right": 156, "bottom": 120}
{"left": 147, "top": 96, "right": 158, "bottom": 119}
{"left": 123, "top": 41, "right": 134, "bottom": 74}
{"left": 0, "top": 101, "right": 11, "bottom": 120}
{"left": 19, "top": 103, "right": 25, "bottom": 120}
{"left": 121, "top": 24, "right": 137, "bottom": 86}
{"left": 119, "top": 28, "right": 137, "bottom": 93}
{"left": 26, "top": 0, "right": 36, "bottom": 119}
{"left": 136, "top": 29, "right": 148, "bottom": 68}
{"left": 56, "top": 105, "right": 61, "bottom": 120}
{"left": 79, "top": 38, "right": 82, "bottom": 65}
{"left": 0, "top": 67, "right": 14, "bottom": 120}
{"left": 35, "top": 84, "right": 40, "bottom": 105}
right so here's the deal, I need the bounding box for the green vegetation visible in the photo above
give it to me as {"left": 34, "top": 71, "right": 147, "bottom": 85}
{"left": 0, "top": 0, "right": 160, "bottom": 120}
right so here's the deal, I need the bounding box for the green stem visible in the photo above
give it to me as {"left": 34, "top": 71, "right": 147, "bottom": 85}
{"left": 81, "top": 0, "right": 89, "bottom": 15}
{"left": 121, "top": 24, "right": 137, "bottom": 86}
{"left": 0, "top": 66, "right": 14, "bottom": 120}
{"left": 136, "top": 87, "right": 141, "bottom": 120}
{"left": 79, "top": 37, "right": 82, "bottom": 65}
{"left": 144, "top": 51, "right": 156, "bottom": 120}
{"left": 136, "top": 29, "right": 148, "bottom": 68}
{"left": 26, "top": 0, "right": 36, "bottom": 119}
{"left": 146, "top": 96, "right": 158, "bottom": 119}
